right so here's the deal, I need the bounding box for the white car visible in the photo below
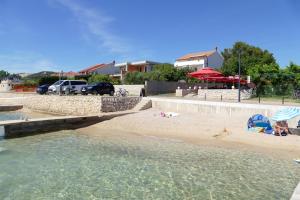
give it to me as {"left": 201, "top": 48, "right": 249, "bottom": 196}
{"left": 48, "top": 80, "right": 87, "bottom": 94}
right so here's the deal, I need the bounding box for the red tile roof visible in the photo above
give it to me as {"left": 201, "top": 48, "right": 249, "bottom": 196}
{"left": 78, "top": 64, "right": 106, "bottom": 74}
{"left": 63, "top": 71, "right": 80, "bottom": 77}
{"left": 176, "top": 50, "right": 216, "bottom": 61}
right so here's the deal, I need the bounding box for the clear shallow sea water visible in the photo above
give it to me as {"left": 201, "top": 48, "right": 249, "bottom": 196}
{"left": 0, "top": 112, "right": 26, "bottom": 121}
{"left": 0, "top": 129, "right": 299, "bottom": 200}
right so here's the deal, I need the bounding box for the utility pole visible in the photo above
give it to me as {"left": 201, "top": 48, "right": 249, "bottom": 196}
{"left": 59, "top": 70, "right": 63, "bottom": 95}
{"left": 238, "top": 50, "right": 241, "bottom": 102}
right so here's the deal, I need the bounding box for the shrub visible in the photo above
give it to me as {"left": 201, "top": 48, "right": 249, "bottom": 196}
{"left": 123, "top": 64, "right": 195, "bottom": 84}
{"left": 23, "top": 79, "right": 38, "bottom": 87}
{"left": 124, "top": 72, "right": 145, "bottom": 84}
{"left": 38, "top": 76, "right": 60, "bottom": 85}
{"left": 75, "top": 75, "right": 91, "bottom": 81}
{"left": 88, "top": 74, "right": 120, "bottom": 85}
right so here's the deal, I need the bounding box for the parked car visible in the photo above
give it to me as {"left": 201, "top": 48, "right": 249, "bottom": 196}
{"left": 48, "top": 80, "right": 87, "bottom": 95}
{"left": 36, "top": 84, "right": 49, "bottom": 95}
{"left": 81, "top": 82, "right": 114, "bottom": 96}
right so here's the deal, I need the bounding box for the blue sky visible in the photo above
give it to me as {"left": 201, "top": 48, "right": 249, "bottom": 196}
{"left": 0, "top": 0, "right": 300, "bottom": 73}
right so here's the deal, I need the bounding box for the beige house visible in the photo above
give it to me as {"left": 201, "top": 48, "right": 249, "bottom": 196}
{"left": 114, "top": 60, "right": 160, "bottom": 80}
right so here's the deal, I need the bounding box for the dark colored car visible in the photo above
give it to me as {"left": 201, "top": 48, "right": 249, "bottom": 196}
{"left": 36, "top": 84, "right": 49, "bottom": 95}
{"left": 81, "top": 82, "right": 114, "bottom": 96}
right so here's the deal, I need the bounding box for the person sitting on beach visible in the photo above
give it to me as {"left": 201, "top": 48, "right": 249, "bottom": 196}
{"left": 274, "top": 121, "right": 289, "bottom": 136}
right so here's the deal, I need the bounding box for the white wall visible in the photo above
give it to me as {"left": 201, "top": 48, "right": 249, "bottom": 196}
{"left": 0, "top": 81, "right": 13, "bottom": 92}
{"left": 174, "top": 59, "right": 205, "bottom": 68}
{"left": 94, "top": 63, "right": 120, "bottom": 75}
{"left": 207, "top": 51, "right": 224, "bottom": 68}
{"left": 114, "top": 85, "right": 144, "bottom": 96}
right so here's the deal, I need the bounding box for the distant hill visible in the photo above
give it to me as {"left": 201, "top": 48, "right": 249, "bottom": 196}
{"left": 26, "top": 71, "right": 57, "bottom": 79}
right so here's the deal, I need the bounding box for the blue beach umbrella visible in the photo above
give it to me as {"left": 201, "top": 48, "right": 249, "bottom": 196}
{"left": 271, "top": 107, "right": 300, "bottom": 121}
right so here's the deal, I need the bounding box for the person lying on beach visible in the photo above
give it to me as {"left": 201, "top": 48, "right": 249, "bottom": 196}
{"left": 274, "top": 121, "right": 289, "bottom": 136}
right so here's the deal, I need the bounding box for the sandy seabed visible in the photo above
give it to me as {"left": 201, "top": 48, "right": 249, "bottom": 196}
{"left": 79, "top": 108, "right": 300, "bottom": 159}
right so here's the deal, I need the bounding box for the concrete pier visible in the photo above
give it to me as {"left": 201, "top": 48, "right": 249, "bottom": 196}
{"left": 0, "top": 105, "right": 23, "bottom": 112}
{"left": 0, "top": 113, "right": 130, "bottom": 139}
{"left": 291, "top": 182, "right": 300, "bottom": 200}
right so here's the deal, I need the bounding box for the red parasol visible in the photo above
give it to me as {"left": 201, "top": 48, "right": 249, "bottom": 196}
{"left": 188, "top": 67, "right": 247, "bottom": 84}
{"left": 196, "top": 75, "right": 247, "bottom": 84}
{"left": 188, "top": 67, "right": 223, "bottom": 78}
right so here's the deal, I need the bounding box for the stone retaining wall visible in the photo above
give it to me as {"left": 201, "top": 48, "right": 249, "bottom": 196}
{"left": 150, "top": 97, "right": 298, "bottom": 120}
{"left": 101, "top": 97, "right": 141, "bottom": 112}
{"left": 0, "top": 93, "right": 142, "bottom": 115}
{"left": 198, "top": 89, "right": 252, "bottom": 100}
{"left": 150, "top": 97, "right": 300, "bottom": 127}
{"left": 23, "top": 96, "right": 103, "bottom": 115}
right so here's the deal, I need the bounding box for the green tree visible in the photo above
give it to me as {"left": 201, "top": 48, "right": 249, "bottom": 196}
{"left": 153, "top": 63, "right": 177, "bottom": 81}
{"left": 153, "top": 63, "right": 193, "bottom": 82}
{"left": 272, "top": 69, "right": 295, "bottom": 96}
{"left": 124, "top": 72, "right": 145, "bottom": 84}
{"left": 23, "top": 79, "right": 38, "bottom": 87}
{"left": 176, "top": 68, "right": 195, "bottom": 82}
{"left": 0, "top": 70, "right": 10, "bottom": 80}
{"left": 124, "top": 64, "right": 195, "bottom": 84}
{"left": 221, "top": 42, "right": 277, "bottom": 76}
{"left": 38, "top": 76, "right": 60, "bottom": 85}
{"left": 285, "top": 62, "right": 300, "bottom": 89}
{"left": 247, "top": 63, "right": 279, "bottom": 96}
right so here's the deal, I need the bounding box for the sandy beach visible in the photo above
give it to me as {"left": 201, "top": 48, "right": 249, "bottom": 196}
{"left": 78, "top": 108, "right": 300, "bottom": 159}
{"left": 1, "top": 92, "right": 300, "bottom": 158}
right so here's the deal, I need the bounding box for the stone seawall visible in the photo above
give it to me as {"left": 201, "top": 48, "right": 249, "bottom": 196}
{"left": 24, "top": 96, "right": 103, "bottom": 115}
{"left": 0, "top": 113, "right": 131, "bottom": 138}
{"left": 0, "top": 105, "right": 23, "bottom": 112}
{"left": 0, "top": 93, "right": 142, "bottom": 115}
{"left": 101, "top": 97, "right": 141, "bottom": 112}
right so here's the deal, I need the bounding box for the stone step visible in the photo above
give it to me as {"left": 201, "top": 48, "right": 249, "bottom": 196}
{"left": 291, "top": 182, "right": 300, "bottom": 200}
{"left": 133, "top": 98, "right": 152, "bottom": 111}
{"left": 0, "top": 113, "right": 129, "bottom": 139}
{"left": 0, "top": 105, "right": 23, "bottom": 112}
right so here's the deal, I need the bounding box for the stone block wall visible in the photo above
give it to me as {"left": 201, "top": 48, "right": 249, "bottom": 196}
{"left": 23, "top": 96, "right": 103, "bottom": 115}
{"left": 0, "top": 93, "right": 142, "bottom": 115}
{"left": 101, "top": 97, "right": 141, "bottom": 112}
{"left": 176, "top": 89, "right": 198, "bottom": 97}
{"left": 197, "top": 89, "right": 252, "bottom": 100}
{"left": 114, "top": 85, "right": 144, "bottom": 96}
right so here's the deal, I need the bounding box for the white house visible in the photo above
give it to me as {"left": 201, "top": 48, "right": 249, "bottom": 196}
{"left": 174, "top": 48, "right": 224, "bottom": 70}
{"left": 0, "top": 79, "right": 15, "bottom": 92}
